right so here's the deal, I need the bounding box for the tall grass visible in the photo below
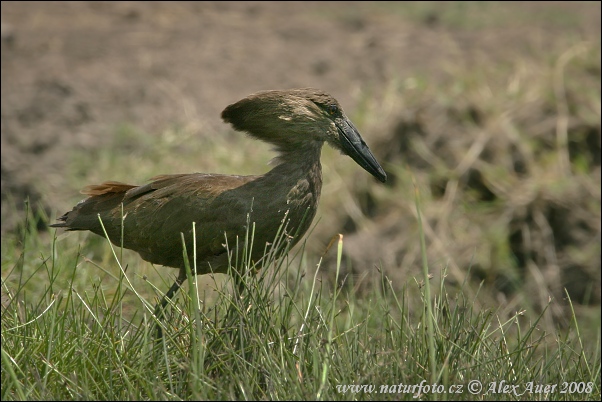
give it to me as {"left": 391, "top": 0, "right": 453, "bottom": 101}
{"left": 2, "top": 197, "right": 600, "bottom": 401}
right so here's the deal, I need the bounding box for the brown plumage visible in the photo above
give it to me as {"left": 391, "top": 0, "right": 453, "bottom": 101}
{"left": 50, "top": 88, "right": 386, "bottom": 332}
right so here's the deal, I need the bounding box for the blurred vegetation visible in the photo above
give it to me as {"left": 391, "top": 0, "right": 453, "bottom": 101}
{"left": 1, "top": 2, "right": 600, "bottom": 399}
{"left": 315, "top": 2, "right": 601, "bottom": 333}
{"left": 3, "top": 0, "right": 600, "bottom": 343}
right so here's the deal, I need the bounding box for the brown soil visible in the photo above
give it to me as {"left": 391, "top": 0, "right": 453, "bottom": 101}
{"left": 2, "top": 2, "right": 600, "bottom": 315}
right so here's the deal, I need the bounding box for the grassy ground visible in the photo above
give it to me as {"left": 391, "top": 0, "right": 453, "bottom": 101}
{"left": 2, "top": 196, "right": 600, "bottom": 400}
{"left": 1, "top": 2, "right": 601, "bottom": 400}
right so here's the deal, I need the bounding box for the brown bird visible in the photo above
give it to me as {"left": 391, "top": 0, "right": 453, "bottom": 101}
{"left": 50, "top": 88, "right": 386, "bottom": 329}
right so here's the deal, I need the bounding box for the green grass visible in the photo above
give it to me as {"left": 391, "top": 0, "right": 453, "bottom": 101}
{"left": 3, "top": 46, "right": 600, "bottom": 399}
{"left": 2, "top": 196, "right": 600, "bottom": 401}
{"left": 2, "top": 2, "right": 600, "bottom": 399}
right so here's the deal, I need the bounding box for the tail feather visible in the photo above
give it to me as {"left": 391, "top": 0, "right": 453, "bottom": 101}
{"left": 49, "top": 181, "right": 136, "bottom": 231}
{"left": 81, "top": 181, "right": 137, "bottom": 196}
{"left": 48, "top": 213, "right": 69, "bottom": 228}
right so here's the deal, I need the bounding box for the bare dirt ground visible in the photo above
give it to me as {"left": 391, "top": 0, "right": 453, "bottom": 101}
{"left": 2, "top": 2, "right": 600, "bottom": 317}
{"left": 1, "top": 1, "right": 433, "bottom": 226}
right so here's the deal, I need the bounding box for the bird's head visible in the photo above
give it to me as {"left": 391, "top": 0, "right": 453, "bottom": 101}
{"left": 221, "top": 88, "right": 387, "bottom": 183}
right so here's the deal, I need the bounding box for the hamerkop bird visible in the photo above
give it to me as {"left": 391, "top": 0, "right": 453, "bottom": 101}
{"left": 51, "top": 88, "right": 386, "bottom": 324}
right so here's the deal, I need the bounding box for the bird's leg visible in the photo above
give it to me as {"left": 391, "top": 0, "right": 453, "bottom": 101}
{"left": 153, "top": 267, "right": 187, "bottom": 340}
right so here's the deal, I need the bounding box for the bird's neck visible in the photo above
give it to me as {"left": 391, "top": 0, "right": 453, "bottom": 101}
{"left": 266, "top": 141, "right": 323, "bottom": 185}
{"left": 259, "top": 141, "right": 323, "bottom": 246}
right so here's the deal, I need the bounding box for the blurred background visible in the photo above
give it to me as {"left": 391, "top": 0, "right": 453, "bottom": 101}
{"left": 1, "top": 2, "right": 600, "bottom": 327}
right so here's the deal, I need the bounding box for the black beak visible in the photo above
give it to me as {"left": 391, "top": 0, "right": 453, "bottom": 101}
{"left": 336, "top": 117, "right": 387, "bottom": 183}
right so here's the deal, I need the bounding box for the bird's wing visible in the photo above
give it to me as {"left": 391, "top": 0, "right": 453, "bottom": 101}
{"left": 53, "top": 173, "right": 259, "bottom": 268}
{"left": 125, "top": 173, "right": 258, "bottom": 257}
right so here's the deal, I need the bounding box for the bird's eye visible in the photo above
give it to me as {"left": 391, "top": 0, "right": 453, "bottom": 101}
{"left": 327, "top": 104, "right": 338, "bottom": 115}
